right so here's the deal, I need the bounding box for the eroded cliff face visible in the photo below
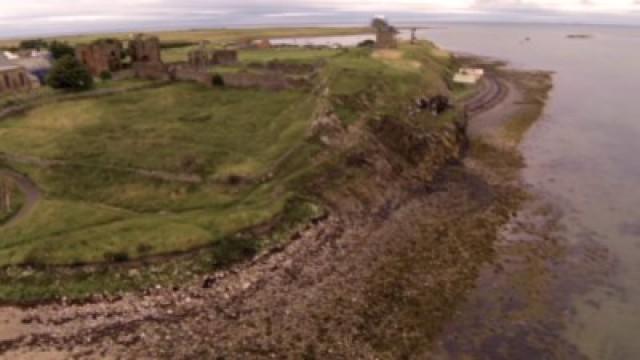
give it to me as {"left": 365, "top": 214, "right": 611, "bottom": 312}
{"left": 308, "top": 104, "right": 468, "bottom": 221}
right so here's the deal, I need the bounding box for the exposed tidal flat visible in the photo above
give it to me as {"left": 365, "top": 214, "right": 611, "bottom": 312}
{"left": 425, "top": 24, "right": 640, "bottom": 359}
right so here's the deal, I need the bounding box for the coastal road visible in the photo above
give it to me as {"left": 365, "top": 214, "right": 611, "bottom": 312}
{"left": 463, "top": 75, "right": 509, "bottom": 117}
{"left": 462, "top": 74, "right": 524, "bottom": 142}
{"left": 0, "top": 169, "right": 41, "bottom": 228}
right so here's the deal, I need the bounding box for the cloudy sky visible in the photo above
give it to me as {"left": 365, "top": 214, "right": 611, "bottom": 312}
{"left": 2, "top": 0, "right": 639, "bottom": 38}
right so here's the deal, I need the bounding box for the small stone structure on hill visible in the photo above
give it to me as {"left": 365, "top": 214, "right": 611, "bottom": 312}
{"left": 211, "top": 50, "right": 238, "bottom": 65}
{"left": 73, "top": 33, "right": 309, "bottom": 91}
{"left": 372, "top": 17, "right": 398, "bottom": 49}
{"left": 0, "top": 65, "right": 32, "bottom": 95}
{"left": 129, "top": 34, "right": 162, "bottom": 63}
{"left": 75, "top": 39, "right": 124, "bottom": 76}
{"left": 129, "top": 34, "right": 171, "bottom": 81}
{"left": 187, "top": 43, "right": 238, "bottom": 69}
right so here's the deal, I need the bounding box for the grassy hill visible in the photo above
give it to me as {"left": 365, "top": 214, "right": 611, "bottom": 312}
{"left": 0, "top": 40, "right": 459, "bottom": 301}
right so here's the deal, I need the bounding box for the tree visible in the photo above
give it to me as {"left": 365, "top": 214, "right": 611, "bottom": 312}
{"left": 49, "top": 41, "right": 75, "bottom": 60}
{"left": 47, "top": 55, "right": 94, "bottom": 91}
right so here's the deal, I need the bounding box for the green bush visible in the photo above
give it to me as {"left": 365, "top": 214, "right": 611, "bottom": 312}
{"left": 212, "top": 73, "right": 225, "bottom": 86}
{"left": 357, "top": 39, "right": 376, "bottom": 48}
{"left": 103, "top": 251, "right": 130, "bottom": 263}
{"left": 99, "top": 71, "right": 112, "bottom": 81}
{"left": 47, "top": 55, "right": 94, "bottom": 91}
{"left": 211, "top": 235, "right": 259, "bottom": 268}
{"left": 49, "top": 41, "right": 75, "bottom": 60}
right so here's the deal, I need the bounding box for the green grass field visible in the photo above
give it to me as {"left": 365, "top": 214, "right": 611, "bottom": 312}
{"left": 0, "top": 82, "right": 317, "bottom": 266}
{"left": 0, "top": 40, "right": 458, "bottom": 302}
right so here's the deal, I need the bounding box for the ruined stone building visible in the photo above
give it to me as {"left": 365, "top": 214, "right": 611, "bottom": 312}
{"left": 0, "top": 65, "right": 32, "bottom": 95}
{"left": 372, "top": 18, "right": 398, "bottom": 49}
{"left": 211, "top": 50, "right": 238, "bottom": 65}
{"left": 187, "top": 47, "right": 210, "bottom": 69}
{"left": 129, "top": 34, "right": 171, "bottom": 81}
{"left": 129, "top": 34, "right": 163, "bottom": 63}
{"left": 188, "top": 46, "right": 238, "bottom": 69}
{"left": 75, "top": 39, "right": 124, "bottom": 76}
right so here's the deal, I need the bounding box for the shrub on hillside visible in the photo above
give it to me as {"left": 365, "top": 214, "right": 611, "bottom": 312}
{"left": 47, "top": 55, "right": 94, "bottom": 91}
{"left": 357, "top": 39, "right": 376, "bottom": 48}
{"left": 99, "top": 71, "right": 112, "bottom": 81}
{"left": 49, "top": 41, "right": 75, "bottom": 60}
{"left": 212, "top": 73, "right": 225, "bottom": 86}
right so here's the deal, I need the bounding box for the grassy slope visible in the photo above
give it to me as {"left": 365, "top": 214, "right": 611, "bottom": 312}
{"left": 0, "top": 41, "right": 459, "bottom": 301}
{"left": 325, "top": 43, "right": 454, "bottom": 126}
{"left": 0, "top": 82, "right": 316, "bottom": 266}
{"left": 0, "top": 27, "right": 372, "bottom": 48}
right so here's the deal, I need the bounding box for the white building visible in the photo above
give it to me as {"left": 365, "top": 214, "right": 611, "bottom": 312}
{"left": 453, "top": 67, "right": 485, "bottom": 85}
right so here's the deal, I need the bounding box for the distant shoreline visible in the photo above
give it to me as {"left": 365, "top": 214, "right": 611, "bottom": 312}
{"left": 2, "top": 20, "right": 639, "bottom": 45}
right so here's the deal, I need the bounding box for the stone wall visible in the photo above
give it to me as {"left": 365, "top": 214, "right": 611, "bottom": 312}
{"left": 247, "top": 61, "right": 317, "bottom": 76}
{"left": 376, "top": 30, "right": 398, "bottom": 49}
{"left": 132, "top": 62, "right": 171, "bottom": 81}
{"left": 75, "top": 40, "right": 124, "bottom": 76}
{"left": 111, "top": 69, "right": 135, "bottom": 81}
{"left": 221, "top": 72, "right": 309, "bottom": 91}
{"left": 188, "top": 49, "right": 238, "bottom": 68}
{"left": 130, "top": 35, "right": 162, "bottom": 63}
{"left": 172, "top": 65, "right": 214, "bottom": 87}
{"left": 0, "top": 67, "right": 32, "bottom": 94}
{"left": 187, "top": 48, "right": 210, "bottom": 69}
{"left": 211, "top": 50, "right": 238, "bottom": 65}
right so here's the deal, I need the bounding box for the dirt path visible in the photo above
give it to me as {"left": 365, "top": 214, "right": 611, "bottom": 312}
{"left": 466, "top": 78, "right": 523, "bottom": 143}
{"left": 0, "top": 169, "right": 41, "bottom": 228}
{"left": 464, "top": 75, "right": 509, "bottom": 117}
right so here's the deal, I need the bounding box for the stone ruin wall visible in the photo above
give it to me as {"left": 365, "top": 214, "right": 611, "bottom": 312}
{"left": 376, "top": 31, "right": 398, "bottom": 49}
{"left": 95, "top": 34, "right": 309, "bottom": 91}
{"left": 211, "top": 50, "right": 238, "bottom": 66}
{"left": 132, "top": 62, "right": 171, "bottom": 81}
{"left": 221, "top": 72, "right": 310, "bottom": 91}
{"left": 187, "top": 49, "right": 238, "bottom": 68}
{"left": 76, "top": 40, "right": 124, "bottom": 76}
{"left": 172, "top": 64, "right": 214, "bottom": 86}
{"left": 129, "top": 35, "right": 163, "bottom": 63}
{"left": 0, "top": 67, "right": 32, "bottom": 94}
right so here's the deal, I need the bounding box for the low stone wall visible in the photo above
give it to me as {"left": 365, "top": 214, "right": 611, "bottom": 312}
{"left": 247, "top": 61, "right": 317, "bottom": 76}
{"left": 173, "top": 66, "right": 214, "bottom": 87}
{"left": 132, "top": 62, "right": 171, "bottom": 81}
{"left": 111, "top": 69, "right": 135, "bottom": 81}
{"left": 221, "top": 72, "right": 309, "bottom": 91}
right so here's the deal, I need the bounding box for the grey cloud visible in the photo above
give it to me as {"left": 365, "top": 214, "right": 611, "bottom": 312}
{"left": 1, "top": 0, "right": 640, "bottom": 39}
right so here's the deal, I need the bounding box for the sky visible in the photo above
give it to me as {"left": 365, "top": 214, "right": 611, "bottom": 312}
{"left": 1, "top": 0, "right": 640, "bottom": 38}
